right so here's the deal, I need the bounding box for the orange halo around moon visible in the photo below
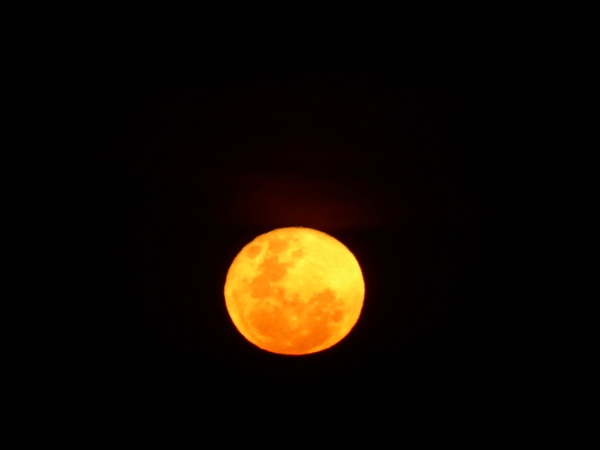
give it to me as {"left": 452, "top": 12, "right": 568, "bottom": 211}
{"left": 224, "top": 227, "right": 365, "bottom": 355}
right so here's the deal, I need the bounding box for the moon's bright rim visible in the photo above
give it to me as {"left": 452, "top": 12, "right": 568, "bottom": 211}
{"left": 224, "top": 227, "right": 365, "bottom": 355}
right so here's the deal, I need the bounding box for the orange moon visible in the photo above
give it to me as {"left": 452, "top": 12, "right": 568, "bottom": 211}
{"left": 224, "top": 227, "right": 365, "bottom": 355}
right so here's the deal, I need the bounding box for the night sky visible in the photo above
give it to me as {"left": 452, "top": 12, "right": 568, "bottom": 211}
{"left": 37, "top": 18, "right": 553, "bottom": 420}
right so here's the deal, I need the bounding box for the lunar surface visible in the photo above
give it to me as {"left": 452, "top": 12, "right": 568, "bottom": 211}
{"left": 224, "top": 227, "right": 365, "bottom": 355}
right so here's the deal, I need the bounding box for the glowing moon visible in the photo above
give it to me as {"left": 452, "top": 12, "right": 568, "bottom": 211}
{"left": 224, "top": 227, "right": 365, "bottom": 355}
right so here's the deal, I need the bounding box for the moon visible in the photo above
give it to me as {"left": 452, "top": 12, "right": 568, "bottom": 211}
{"left": 224, "top": 227, "right": 365, "bottom": 355}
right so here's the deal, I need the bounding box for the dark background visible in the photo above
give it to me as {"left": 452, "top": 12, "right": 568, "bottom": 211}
{"left": 35, "top": 15, "right": 554, "bottom": 419}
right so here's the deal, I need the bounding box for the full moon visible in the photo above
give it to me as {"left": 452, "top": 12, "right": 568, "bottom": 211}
{"left": 224, "top": 227, "right": 365, "bottom": 355}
